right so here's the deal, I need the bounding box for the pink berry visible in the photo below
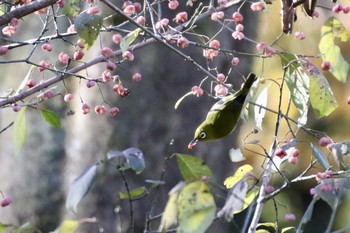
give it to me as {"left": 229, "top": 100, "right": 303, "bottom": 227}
{"left": 109, "top": 107, "right": 120, "bottom": 116}
{"left": 0, "top": 46, "right": 8, "bottom": 55}
{"left": 122, "top": 1, "right": 132, "bottom": 9}
{"left": 168, "top": 0, "right": 179, "bottom": 10}
{"left": 106, "top": 61, "right": 116, "bottom": 71}
{"left": 231, "top": 57, "right": 240, "bottom": 66}
{"left": 321, "top": 61, "right": 331, "bottom": 71}
{"left": 332, "top": 4, "right": 343, "bottom": 13}
{"left": 191, "top": 86, "right": 204, "bottom": 97}
{"left": 284, "top": 213, "right": 296, "bottom": 221}
{"left": 203, "top": 48, "right": 219, "bottom": 60}
{"left": 310, "top": 187, "right": 316, "bottom": 196}
{"left": 156, "top": 18, "right": 170, "bottom": 29}
{"left": 26, "top": 79, "right": 37, "bottom": 88}
{"left": 132, "top": 73, "right": 142, "bottom": 82}
{"left": 113, "top": 84, "right": 124, "bottom": 94}
{"left": 209, "top": 39, "right": 220, "bottom": 49}
{"left": 101, "top": 47, "right": 113, "bottom": 57}
{"left": 232, "top": 12, "right": 243, "bottom": 24}
{"left": 58, "top": 52, "right": 69, "bottom": 64}
{"left": 77, "top": 39, "right": 85, "bottom": 49}
{"left": 292, "top": 148, "right": 300, "bottom": 157}
{"left": 175, "top": 12, "right": 188, "bottom": 24}
{"left": 43, "top": 90, "right": 54, "bottom": 100}
{"left": 0, "top": 196, "right": 13, "bottom": 207}
{"left": 235, "top": 24, "right": 244, "bottom": 32}
{"left": 124, "top": 4, "right": 136, "bottom": 15}
{"left": 38, "top": 60, "right": 51, "bottom": 72}
{"left": 41, "top": 43, "right": 53, "bottom": 52}
{"left": 343, "top": 5, "right": 350, "bottom": 13}
{"left": 294, "top": 31, "right": 306, "bottom": 40}
{"left": 112, "top": 34, "right": 122, "bottom": 44}
{"left": 133, "top": 2, "right": 142, "bottom": 12}
{"left": 319, "top": 137, "right": 331, "bottom": 147}
{"left": 2, "top": 25, "right": 17, "bottom": 37}
{"left": 123, "top": 51, "right": 134, "bottom": 61}
{"left": 264, "top": 185, "right": 275, "bottom": 194}
{"left": 86, "top": 80, "right": 96, "bottom": 88}
{"left": 73, "top": 50, "right": 84, "bottom": 60}
{"left": 136, "top": 16, "right": 146, "bottom": 25}
{"left": 12, "top": 104, "right": 21, "bottom": 112}
{"left": 82, "top": 103, "right": 91, "bottom": 114}
{"left": 102, "top": 71, "right": 111, "bottom": 83}
{"left": 250, "top": 2, "right": 265, "bottom": 11}
{"left": 94, "top": 105, "right": 106, "bottom": 115}
{"left": 10, "top": 18, "right": 19, "bottom": 27}
{"left": 231, "top": 31, "right": 245, "bottom": 40}
{"left": 347, "top": 96, "right": 350, "bottom": 105}
{"left": 275, "top": 148, "right": 287, "bottom": 158}
{"left": 216, "top": 73, "right": 225, "bottom": 82}
{"left": 214, "top": 84, "right": 228, "bottom": 97}
{"left": 288, "top": 156, "right": 298, "bottom": 165}
{"left": 64, "top": 93, "right": 74, "bottom": 102}
{"left": 177, "top": 36, "right": 189, "bottom": 48}
{"left": 256, "top": 42, "right": 266, "bottom": 51}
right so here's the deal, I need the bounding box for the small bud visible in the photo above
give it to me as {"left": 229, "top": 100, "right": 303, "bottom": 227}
{"left": 232, "top": 12, "right": 243, "bottom": 24}
{"left": 235, "top": 24, "right": 244, "bottom": 32}
{"left": 216, "top": 73, "right": 225, "bottom": 82}
{"left": 231, "top": 31, "right": 245, "bottom": 40}
{"left": 288, "top": 156, "right": 298, "bottom": 164}
{"left": 209, "top": 39, "right": 220, "bottom": 49}
{"left": 94, "top": 105, "right": 106, "bottom": 115}
{"left": 124, "top": 4, "right": 136, "bottom": 15}
{"left": 136, "top": 16, "right": 146, "bottom": 25}
{"left": 319, "top": 137, "right": 331, "bottom": 147}
{"left": 64, "top": 93, "right": 74, "bottom": 102}
{"left": 292, "top": 148, "right": 300, "bottom": 157}
{"left": 0, "top": 46, "right": 8, "bottom": 55}
{"left": 101, "top": 47, "right": 113, "bottom": 57}
{"left": 112, "top": 34, "right": 122, "bottom": 44}
{"left": 58, "top": 52, "right": 70, "bottom": 64}
{"left": 284, "top": 213, "right": 296, "bottom": 221}
{"left": 86, "top": 80, "right": 96, "bottom": 88}
{"left": 321, "top": 61, "right": 331, "bottom": 71}
{"left": 123, "top": 51, "right": 134, "bottom": 61}
{"left": 0, "top": 196, "right": 13, "bottom": 207}
{"left": 133, "top": 2, "right": 142, "bottom": 12}
{"left": 191, "top": 86, "right": 204, "bottom": 97}
{"left": 250, "top": 2, "right": 265, "bottom": 11}
{"left": 214, "top": 84, "right": 228, "bottom": 97}
{"left": 343, "top": 5, "right": 350, "bottom": 14}
{"left": 26, "top": 79, "right": 37, "bottom": 88}
{"left": 102, "top": 71, "right": 112, "bottom": 83}
{"left": 41, "top": 43, "right": 53, "bottom": 52}
{"left": 43, "top": 90, "right": 54, "bottom": 100}
{"left": 177, "top": 36, "right": 189, "bottom": 48}
{"left": 132, "top": 73, "right": 142, "bottom": 82}
{"left": 106, "top": 61, "right": 116, "bottom": 71}
{"left": 168, "top": 0, "right": 179, "bottom": 10}
{"left": 231, "top": 57, "right": 240, "bottom": 66}
{"left": 109, "top": 107, "right": 120, "bottom": 116}
{"left": 82, "top": 103, "right": 91, "bottom": 114}
{"left": 294, "top": 31, "right": 306, "bottom": 40}
{"left": 12, "top": 104, "right": 22, "bottom": 112}
{"left": 175, "top": 12, "right": 188, "bottom": 24}
{"left": 73, "top": 50, "right": 84, "bottom": 60}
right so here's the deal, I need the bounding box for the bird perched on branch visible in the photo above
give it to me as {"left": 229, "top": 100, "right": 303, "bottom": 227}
{"left": 188, "top": 73, "right": 257, "bottom": 149}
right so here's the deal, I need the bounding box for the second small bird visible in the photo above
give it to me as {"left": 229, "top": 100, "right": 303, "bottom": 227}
{"left": 188, "top": 73, "right": 257, "bottom": 149}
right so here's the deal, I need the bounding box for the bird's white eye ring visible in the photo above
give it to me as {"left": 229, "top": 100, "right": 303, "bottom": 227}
{"left": 199, "top": 132, "right": 206, "bottom": 139}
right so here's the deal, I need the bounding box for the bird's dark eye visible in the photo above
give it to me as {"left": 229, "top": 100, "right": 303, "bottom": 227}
{"left": 199, "top": 132, "right": 206, "bottom": 139}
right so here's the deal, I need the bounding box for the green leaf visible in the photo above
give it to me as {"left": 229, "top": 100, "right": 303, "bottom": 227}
{"left": 66, "top": 164, "right": 97, "bottom": 213}
{"left": 120, "top": 28, "right": 142, "bottom": 52}
{"left": 56, "top": 220, "right": 80, "bottom": 233}
{"left": 175, "top": 91, "right": 192, "bottom": 109}
{"left": 311, "top": 143, "right": 330, "bottom": 170}
{"left": 13, "top": 106, "right": 27, "bottom": 155}
{"left": 307, "top": 62, "right": 338, "bottom": 118}
{"left": 159, "top": 182, "right": 186, "bottom": 231}
{"left": 119, "top": 187, "right": 147, "bottom": 199}
{"left": 74, "top": 12, "right": 103, "bottom": 49}
{"left": 177, "top": 181, "right": 216, "bottom": 233}
{"left": 281, "top": 54, "right": 309, "bottom": 127}
{"left": 319, "top": 17, "right": 350, "bottom": 82}
{"left": 176, "top": 154, "right": 213, "bottom": 181}
{"left": 63, "top": 0, "right": 81, "bottom": 18}
{"left": 256, "top": 222, "right": 276, "bottom": 233}
{"left": 40, "top": 109, "right": 61, "bottom": 128}
{"left": 282, "top": 227, "right": 296, "bottom": 233}
{"left": 107, "top": 147, "right": 145, "bottom": 174}
{"left": 296, "top": 196, "right": 318, "bottom": 233}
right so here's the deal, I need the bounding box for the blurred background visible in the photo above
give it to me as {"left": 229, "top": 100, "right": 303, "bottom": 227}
{"left": 0, "top": 0, "right": 350, "bottom": 232}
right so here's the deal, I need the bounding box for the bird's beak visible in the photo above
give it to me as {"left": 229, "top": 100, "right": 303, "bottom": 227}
{"left": 188, "top": 139, "right": 198, "bottom": 149}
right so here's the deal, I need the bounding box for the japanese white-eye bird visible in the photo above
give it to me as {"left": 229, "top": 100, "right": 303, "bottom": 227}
{"left": 188, "top": 73, "right": 257, "bottom": 149}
